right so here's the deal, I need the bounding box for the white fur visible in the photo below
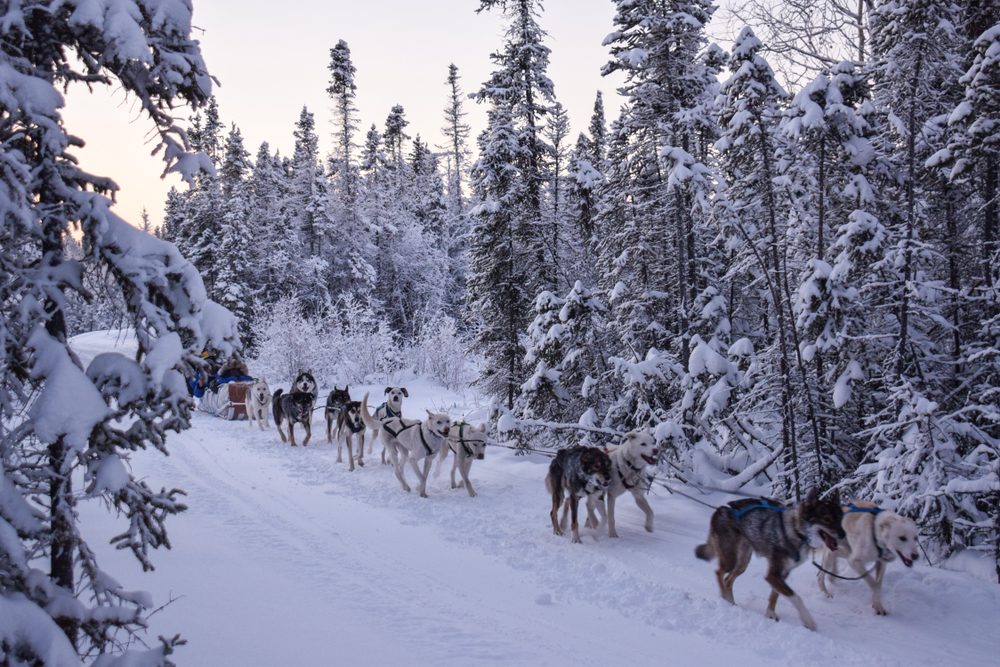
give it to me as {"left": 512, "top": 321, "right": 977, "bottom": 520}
{"left": 360, "top": 386, "right": 407, "bottom": 461}
{"left": 585, "top": 428, "right": 658, "bottom": 538}
{"left": 433, "top": 422, "right": 488, "bottom": 497}
{"left": 246, "top": 377, "right": 272, "bottom": 430}
{"left": 362, "top": 393, "right": 449, "bottom": 497}
{"left": 817, "top": 500, "right": 921, "bottom": 615}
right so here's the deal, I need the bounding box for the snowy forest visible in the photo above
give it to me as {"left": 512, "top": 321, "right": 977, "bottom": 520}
{"left": 2, "top": 0, "right": 1000, "bottom": 664}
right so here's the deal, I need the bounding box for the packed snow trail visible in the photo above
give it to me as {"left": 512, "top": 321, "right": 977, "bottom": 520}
{"left": 72, "top": 336, "right": 999, "bottom": 666}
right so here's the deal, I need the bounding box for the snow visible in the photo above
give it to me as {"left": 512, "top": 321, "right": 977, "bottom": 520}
{"left": 68, "top": 345, "right": 1000, "bottom": 666}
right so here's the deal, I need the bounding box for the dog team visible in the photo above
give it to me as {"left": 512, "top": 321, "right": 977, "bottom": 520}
{"left": 245, "top": 370, "right": 489, "bottom": 498}
{"left": 247, "top": 370, "right": 922, "bottom": 632}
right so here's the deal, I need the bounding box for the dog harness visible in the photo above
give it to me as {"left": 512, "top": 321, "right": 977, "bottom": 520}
{"left": 618, "top": 456, "right": 647, "bottom": 490}
{"left": 382, "top": 419, "right": 434, "bottom": 455}
{"left": 375, "top": 402, "right": 399, "bottom": 420}
{"left": 452, "top": 422, "right": 474, "bottom": 457}
{"left": 730, "top": 498, "right": 806, "bottom": 563}
{"left": 730, "top": 498, "right": 785, "bottom": 520}
{"left": 844, "top": 503, "right": 886, "bottom": 561}
{"left": 344, "top": 417, "right": 365, "bottom": 435}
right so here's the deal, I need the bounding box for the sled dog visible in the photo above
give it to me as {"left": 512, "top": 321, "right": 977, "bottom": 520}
{"left": 324, "top": 385, "right": 352, "bottom": 444}
{"left": 546, "top": 446, "right": 612, "bottom": 544}
{"left": 585, "top": 427, "right": 658, "bottom": 537}
{"left": 291, "top": 369, "right": 317, "bottom": 397}
{"left": 695, "top": 488, "right": 845, "bottom": 631}
{"left": 362, "top": 392, "right": 449, "bottom": 497}
{"left": 433, "top": 422, "right": 489, "bottom": 497}
{"left": 246, "top": 377, "right": 273, "bottom": 430}
{"left": 359, "top": 386, "right": 408, "bottom": 462}
{"left": 816, "top": 499, "right": 920, "bottom": 615}
{"left": 272, "top": 387, "right": 315, "bottom": 447}
{"left": 335, "top": 400, "right": 366, "bottom": 471}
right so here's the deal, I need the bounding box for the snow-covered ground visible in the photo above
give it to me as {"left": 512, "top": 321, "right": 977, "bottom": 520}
{"left": 71, "top": 332, "right": 1000, "bottom": 666}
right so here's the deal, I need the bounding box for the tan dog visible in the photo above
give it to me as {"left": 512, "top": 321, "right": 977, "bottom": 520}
{"left": 585, "top": 428, "right": 658, "bottom": 537}
{"left": 816, "top": 499, "right": 920, "bottom": 615}
{"left": 433, "top": 422, "right": 489, "bottom": 497}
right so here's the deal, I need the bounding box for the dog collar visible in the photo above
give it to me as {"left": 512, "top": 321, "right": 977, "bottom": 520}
{"left": 345, "top": 419, "right": 364, "bottom": 434}
{"left": 730, "top": 498, "right": 785, "bottom": 520}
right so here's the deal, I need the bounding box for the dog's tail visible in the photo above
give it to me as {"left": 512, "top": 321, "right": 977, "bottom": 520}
{"left": 694, "top": 541, "right": 716, "bottom": 561}
{"left": 272, "top": 388, "right": 284, "bottom": 424}
{"left": 360, "top": 392, "right": 380, "bottom": 431}
{"left": 432, "top": 438, "right": 452, "bottom": 478}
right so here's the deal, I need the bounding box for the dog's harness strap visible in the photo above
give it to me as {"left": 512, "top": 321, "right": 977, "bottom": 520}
{"left": 376, "top": 403, "right": 399, "bottom": 420}
{"left": 845, "top": 503, "right": 887, "bottom": 560}
{"left": 419, "top": 424, "right": 433, "bottom": 456}
{"left": 452, "top": 422, "right": 474, "bottom": 457}
{"left": 382, "top": 420, "right": 416, "bottom": 439}
{"left": 345, "top": 419, "right": 364, "bottom": 434}
{"left": 730, "top": 498, "right": 785, "bottom": 520}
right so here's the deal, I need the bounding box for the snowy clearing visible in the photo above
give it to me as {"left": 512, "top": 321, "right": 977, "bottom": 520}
{"left": 71, "top": 333, "right": 999, "bottom": 667}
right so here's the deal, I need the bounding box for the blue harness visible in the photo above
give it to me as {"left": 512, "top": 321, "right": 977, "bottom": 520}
{"left": 731, "top": 498, "right": 785, "bottom": 520}
{"left": 844, "top": 503, "right": 882, "bottom": 516}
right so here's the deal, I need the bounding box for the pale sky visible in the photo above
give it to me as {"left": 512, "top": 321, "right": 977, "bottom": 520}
{"left": 61, "top": 0, "right": 642, "bottom": 229}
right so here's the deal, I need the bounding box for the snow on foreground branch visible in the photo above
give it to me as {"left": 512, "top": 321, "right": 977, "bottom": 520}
{"left": 1, "top": 1, "right": 237, "bottom": 664}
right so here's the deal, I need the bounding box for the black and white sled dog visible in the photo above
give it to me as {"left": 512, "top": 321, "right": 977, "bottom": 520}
{"left": 324, "top": 385, "right": 352, "bottom": 444}
{"left": 816, "top": 499, "right": 920, "bottom": 615}
{"left": 272, "top": 370, "right": 316, "bottom": 447}
{"left": 695, "top": 489, "right": 845, "bottom": 631}
{"left": 546, "top": 446, "right": 612, "bottom": 544}
{"left": 432, "top": 422, "right": 489, "bottom": 497}
{"left": 291, "top": 369, "right": 317, "bottom": 397}
{"left": 363, "top": 386, "right": 408, "bottom": 462}
{"left": 585, "top": 427, "right": 658, "bottom": 537}
{"left": 361, "top": 392, "right": 450, "bottom": 497}
{"left": 246, "top": 377, "right": 272, "bottom": 431}
{"left": 335, "top": 401, "right": 366, "bottom": 472}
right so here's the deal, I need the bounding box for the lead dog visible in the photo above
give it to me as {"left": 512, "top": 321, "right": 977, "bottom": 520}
{"left": 325, "top": 385, "right": 352, "bottom": 444}
{"left": 362, "top": 392, "right": 450, "bottom": 497}
{"left": 816, "top": 499, "right": 920, "bottom": 615}
{"left": 695, "top": 489, "right": 845, "bottom": 631}
{"left": 585, "top": 428, "right": 658, "bottom": 537}
{"left": 247, "top": 377, "right": 272, "bottom": 430}
{"left": 546, "top": 446, "right": 612, "bottom": 544}
{"left": 432, "top": 422, "right": 489, "bottom": 497}
{"left": 360, "top": 386, "right": 408, "bottom": 462}
{"left": 335, "top": 400, "right": 366, "bottom": 471}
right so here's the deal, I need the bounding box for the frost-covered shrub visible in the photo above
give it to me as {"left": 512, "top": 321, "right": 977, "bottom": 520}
{"left": 413, "top": 315, "right": 474, "bottom": 390}
{"left": 249, "top": 297, "right": 328, "bottom": 383}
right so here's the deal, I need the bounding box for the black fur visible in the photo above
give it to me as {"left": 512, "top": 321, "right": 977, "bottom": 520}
{"left": 546, "top": 446, "right": 612, "bottom": 543}
{"left": 272, "top": 388, "right": 315, "bottom": 447}
{"left": 325, "top": 385, "right": 352, "bottom": 443}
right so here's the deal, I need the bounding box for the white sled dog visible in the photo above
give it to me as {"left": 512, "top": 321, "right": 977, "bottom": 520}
{"left": 816, "top": 499, "right": 920, "bottom": 615}
{"left": 246, "top": 377, "right": 272, "bottom": 430}
{"left": 366, "top": 386, "right": 408, "bottom": 462}
{"left": 585, "top": 427, "right": 658, "bottom": 537}
{"left": 362, "top": 392, "right": 450, "bottom": 497}
{"left": 433, "top": 422, "right": 489, "bottom": 497}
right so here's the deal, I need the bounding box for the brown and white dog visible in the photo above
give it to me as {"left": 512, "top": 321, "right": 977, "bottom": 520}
{"left": 546, "top": 446, "right": 612, "bottom": 544}
{"left": 246, "top": 377, "right": 272, "bottom": 430}
{"left": 695, "top": 489, "right": 845, "bottom": 631}
{"left": 585, "top": 428, "right": 658, "bottom": 537}
{"left": 433, "top": 422, "right": 489, "bottom": 497}
{"left": 816, "top": 499, "right": 920, "bottom": 615}
{"left": 335, "top": 400, "right": 366, "bottom": 472}
{"left": 362, "top": 392, "right": 450, "bottom": 497}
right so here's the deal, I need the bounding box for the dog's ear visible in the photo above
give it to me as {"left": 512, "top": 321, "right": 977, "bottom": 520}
{"left": 642, "top": 425, "right": 650, "bottom": 435}
{"left": 624, "top": 432, "right": 636, "bottom": 441}
{"left": 401, "top": 388, "right": 409, "bottom": 397}
{"left": 804, "top": 487, "right": 819, "bottom": 507}
{"left": 344, "top": 384, "right": 349, "bottom": 391}
{"left": 478, "top": 423, "right": 487, "bottom": 433}
{"left": 426, "top": 409, "right": 433, "bottom": 418}
{"left": 385, "top": 387, "right": 392, "bottom": 395}
{"left": 829, "top": 487, "right": 840, "bottom": 506}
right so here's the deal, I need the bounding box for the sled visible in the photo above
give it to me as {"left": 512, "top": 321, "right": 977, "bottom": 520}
{"left": 225, "top": 380, "right": 253, "bottom": 420}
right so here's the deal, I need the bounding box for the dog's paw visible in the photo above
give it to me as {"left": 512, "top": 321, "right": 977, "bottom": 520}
{"left": 571, "top": 534, "right": 583, "bottom": 544}
{"left": 467, "top": 489, "right": 477, "bottom": 498}
{"left": 873, "top": 605, "right": 888, "bottom": 616}
{"left": 609, "top": 529, "right": 619, "bottom": 538}
{"left": 764, "top": 609, "right": 779, "bottom": 622}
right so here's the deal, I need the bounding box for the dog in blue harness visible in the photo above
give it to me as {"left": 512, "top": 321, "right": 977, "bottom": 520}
{"left": 359, "top": 386, "right": 408, "bottom": 463}
{"left": 816, "top": 499, "right": 920, "bottom": 615}
{"left": 695, "top": 488, "right": 845, "bottom": 631}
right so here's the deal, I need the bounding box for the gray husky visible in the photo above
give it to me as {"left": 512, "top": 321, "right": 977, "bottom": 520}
{"left": 695, "top": 488, "right": 845, "bottom": 631}
{"left": 546, "top": 446, "right": 612, "bottom": 544}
